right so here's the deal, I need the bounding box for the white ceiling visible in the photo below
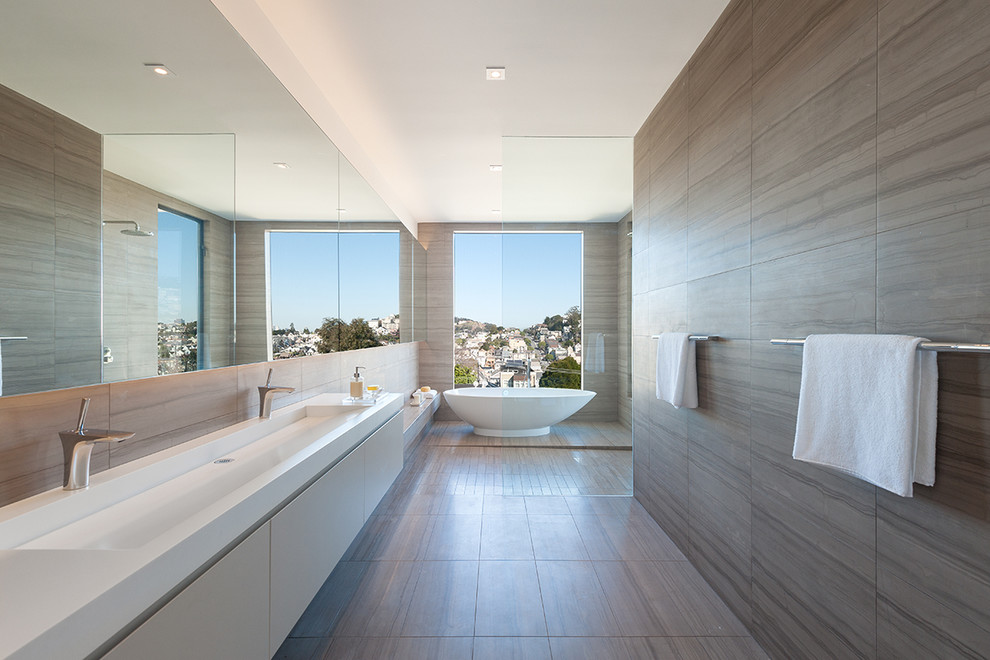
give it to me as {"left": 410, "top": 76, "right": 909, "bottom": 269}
{"left": 0, "top": 0, "right": 729, "bottom": 231}
{"left": 211, "top": 0, "right": 730, "bottom": 227}
{"left": 0, "top": 0, "right": 397, "bottom": 223}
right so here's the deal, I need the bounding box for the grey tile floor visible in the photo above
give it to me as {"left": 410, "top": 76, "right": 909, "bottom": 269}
{"left": 275, "top": 422, "right": 767, "bottom": 659}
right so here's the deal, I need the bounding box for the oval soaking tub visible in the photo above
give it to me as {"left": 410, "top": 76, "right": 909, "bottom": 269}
{"left": 443, "top": 387, "right": 595, "bottom": 437}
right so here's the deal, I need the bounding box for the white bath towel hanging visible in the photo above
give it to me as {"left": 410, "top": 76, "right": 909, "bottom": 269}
{"left": 792, "top": 334, "right": 938, "bottom": 497}
{"left": 655, "top": 332, "right": 698, "bottom": 409}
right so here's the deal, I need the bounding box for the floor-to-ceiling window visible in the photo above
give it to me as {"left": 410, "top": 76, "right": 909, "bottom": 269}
{"left": 453, "top": 231, "right": 582, "bottom": 388}
{"left": 157, "top": 208, "right": 203, "bottom": 375}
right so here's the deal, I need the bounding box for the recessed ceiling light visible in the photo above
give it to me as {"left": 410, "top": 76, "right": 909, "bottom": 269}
{"left": 491, "top": 209, "right": 501, "bottom": 214}
{"left": 489, "top": 164, "right": 503, "bottom": 172}
{"left": 486, "top": 67, "right": 506, "bottom": 81}
{"left": 273, "top": 162, "right": 290, "bottom": 169}
{"left": 336, "top": 208, "right": 346, "bottom": 213}
{"left": 145, "top": 63, "right": 173, "bottom": 76}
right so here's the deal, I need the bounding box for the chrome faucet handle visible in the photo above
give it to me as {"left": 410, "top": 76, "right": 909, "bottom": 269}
{"left": 60, "top": 399, "right": 135, "bottom": 489}
{"left": 75, "top": 397, "right": 91, "bottom": 433}
{"left": 258, "top": 370, "right": 295, "bottom": 419}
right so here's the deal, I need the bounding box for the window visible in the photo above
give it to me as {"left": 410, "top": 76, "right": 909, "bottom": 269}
{"left": 157, "top": 208, "right": 203, "bottom": 374}
{"left": 454, "top": 232, "right": 582, "bottom": 388}
{"left": 268, "top": 230, "right": 400, "bottom": 358}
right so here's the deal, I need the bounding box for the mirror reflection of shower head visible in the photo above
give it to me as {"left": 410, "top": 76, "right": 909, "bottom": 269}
{"left": 102, "top": 220, "right": 154, "bottom": 237}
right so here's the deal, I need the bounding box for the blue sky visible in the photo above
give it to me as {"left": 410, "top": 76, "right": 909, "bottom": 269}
{"left": 157, "top": 209, "right": 202, "bottom": 323}
{"left": 454, "top": 232, "right": 582, "bottom": 329}
{"left": 269, "top": 231, "right": 399, "bottom": 330}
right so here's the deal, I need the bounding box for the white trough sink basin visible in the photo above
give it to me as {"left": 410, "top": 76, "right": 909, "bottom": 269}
{"left": 9, "top": 404, "right": 357, "bottom": 551}
{"left": 0, "top": 392, "right": 403, "bottom": 660}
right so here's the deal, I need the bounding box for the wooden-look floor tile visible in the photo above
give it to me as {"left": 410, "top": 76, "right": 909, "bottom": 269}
{"left": 331, "top": 561, "right": 419, "bottom": 637}
{"left": 342, "top": 515, "right": 434, "bottom": 561}
{"left": 399, "top": 561, "right": 478, "bottom": 637}
{"left": 422, "top": 514, "right": 482, "bottom": 560}
{"left": 473, "top": 637, "right": 551, "bottom": 660}
{"left": 475, "top": 561, "right": 547, "bottom": 636}
{"left": 480, "top": 515, "right": 533, "bottom": 560}
{"left": 288, "top": 561, "right": 368, "bottom": 638}
{"left": 574, "top": 513, "right": 685, "bottom": 561}
{"left": 482, "top": 494, "right": 527, "bottom": 514}
{"left": 537, "top": 560, "right": 620, "bottom": 636}
{"left": 529, "top": 515, "right": 589, "bottom": 560}
{"left": 594, "top": 560, "right": 749, "bottom": 637}
{"left": 324, "top": 636, "right": 473, "bottom": 660}
{"left": 273, "top": 636, "right": 329, "bottom": 659}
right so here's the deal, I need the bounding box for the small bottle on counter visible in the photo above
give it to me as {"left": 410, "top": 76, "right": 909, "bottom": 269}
{"left": 350, "top": 366, "right": 366, "bottom": 398}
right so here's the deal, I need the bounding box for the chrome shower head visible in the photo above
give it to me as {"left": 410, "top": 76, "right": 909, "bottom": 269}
{"left": 103, "top": 221, "right": 154, "bottom": 237}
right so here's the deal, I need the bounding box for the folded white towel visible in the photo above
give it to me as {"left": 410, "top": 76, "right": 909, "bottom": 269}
{"left": 655, "top": 332, "right": 698, "bottom": 409}
{"left": 423, "top": 389, "right": 438, "bottom": 399}
{"left": 793, "top": 334, "right": 938, "bottom": 497}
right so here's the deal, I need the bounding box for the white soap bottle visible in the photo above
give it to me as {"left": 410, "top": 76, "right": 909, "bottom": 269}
{"left": 350, "top": 366, "right": 366, "bottom": 399}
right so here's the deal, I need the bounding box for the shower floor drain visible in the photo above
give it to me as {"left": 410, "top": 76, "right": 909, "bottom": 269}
{"left": 214, "top": 458, "right": 235, "bottom": 464}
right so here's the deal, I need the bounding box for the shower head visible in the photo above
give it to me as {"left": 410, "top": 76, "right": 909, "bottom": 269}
{"left": 103, "top": 220, "right": 154, "bottom": 237}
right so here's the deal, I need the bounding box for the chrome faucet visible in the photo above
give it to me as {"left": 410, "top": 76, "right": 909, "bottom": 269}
{"left": 59, "top": 398, "right": 134, "bottom": 490}
{"left": 258, "top": 368, "right": 295, "bottom": 418}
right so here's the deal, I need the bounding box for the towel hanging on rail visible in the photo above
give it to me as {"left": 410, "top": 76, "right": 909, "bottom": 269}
{"left": 792, "top": 334, "right": 937, "bottom": 497}
{"left": 655, "top": 332, "right": 698, "bottom": 409}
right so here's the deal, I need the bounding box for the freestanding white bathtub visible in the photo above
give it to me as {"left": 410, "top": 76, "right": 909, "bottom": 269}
{"left": 443, "top": 387, "right": 596, "bottom": 437}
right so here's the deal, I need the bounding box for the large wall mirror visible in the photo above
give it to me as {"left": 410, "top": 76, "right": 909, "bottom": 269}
{"left": 0, "top": 0, "right": 422, "bottom": 397}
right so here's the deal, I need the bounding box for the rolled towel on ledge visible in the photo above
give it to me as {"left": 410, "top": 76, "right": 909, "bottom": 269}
{"left": 793, "top": 334, "right": 938, "bottom": 497}
{"left": 655, "top": 332, "right": 698, "bottom": 409}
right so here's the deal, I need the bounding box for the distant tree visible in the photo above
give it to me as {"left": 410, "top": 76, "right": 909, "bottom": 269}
{"left": 289, "top": 322, "right": 296, "bottom": 333}
{"left": 454, "top": 364, "right": 476, "bottom": 385}
{"left": 316, "top": 317, "right": 382, "bottom": 352}
{"left": 181, "top": 348, "right": 198, "bottom": 373}
{"left": 303, "top": 328, "right": 310, "bottom": 334}
{"left": 540, "top": 356, "right": 581, "bottom": 389}
{"left": 481, "top": 340, "right": 492, "bottom": 351}
{"left": 538, "top": 340, "right": 547, "bottom": 351}
{"left": 544, "top": 314, "right": 565, "bottom": 332}
{"left": 484, "top": 323, "right": 498, "bottom": 334}
{"left": 565, "top": 306, "right": 581, "bottom": 341}
{"left": 456, "top": 337, "right": 466, "bottom": 346}
{"left": 523, "top": 337, "right": 532, "bottom": 349}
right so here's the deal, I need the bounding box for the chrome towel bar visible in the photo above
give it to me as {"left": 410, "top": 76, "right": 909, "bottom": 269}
{"left": 0, "top": 336, "right": 27, "bottom": 341}
{"left": 770, "top": 338, "right": 990, "bottom": 353}
{"left": 650, "top": 335, "right": 719, "bottom": 341}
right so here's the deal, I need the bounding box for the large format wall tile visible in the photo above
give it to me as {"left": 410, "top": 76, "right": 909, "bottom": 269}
{"left": 878, "top": 209, "right": 990, "bottom": 343}
{"left": 634, "top": 0, "right": 990, "bottom": 656}
{"left": 751, "top": 11, "right": 877, "bottom": 263}
{"left": 751, "top": 237, "right": 876, "bottom": 340}
{"left": 877, "top": 492, "right": 990, "bottom": 657}
{"left": 687, "top": 0, "right": 752, "bottom": 281}
{"left": 877, "top": 0, "right": 990, "bottom": 232}
{"left": 749, "top": 342, "right": 877, "bottom": 659}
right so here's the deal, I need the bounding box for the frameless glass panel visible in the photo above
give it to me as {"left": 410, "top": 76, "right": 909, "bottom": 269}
{"left": 157, "top": 209, "right": 203, "bottom": 375}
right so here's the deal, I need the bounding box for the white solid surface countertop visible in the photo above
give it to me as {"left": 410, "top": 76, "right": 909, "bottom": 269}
{"left": 0, "top": 392, "right": 402, "bottom": 660}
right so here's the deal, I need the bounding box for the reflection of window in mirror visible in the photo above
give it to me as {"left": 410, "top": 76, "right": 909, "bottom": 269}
{"left": 268, "top": 231, "right": 400, "bottom": 358}
{"left": 157, "top": 208, "right": 204, "bottom": 375}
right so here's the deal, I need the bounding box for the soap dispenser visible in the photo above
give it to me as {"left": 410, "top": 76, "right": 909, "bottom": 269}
{"left": 350, "top": 366, "right": 366, "bottom": 398}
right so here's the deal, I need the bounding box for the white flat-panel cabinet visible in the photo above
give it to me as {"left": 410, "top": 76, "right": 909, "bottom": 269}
{"left": 104, "top": 410, "right": 404, "bottom": 660}
{"left": 269, "top": 444, "right": 365, "bottom": 652}
{"left": 363, "top": 412, "right": 403, "bottom": 519}
{"left": 104, "top": 523, "right": 271, "bottom": 660}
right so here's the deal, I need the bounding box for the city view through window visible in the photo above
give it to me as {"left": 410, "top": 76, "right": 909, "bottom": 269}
{"left": 454, "top": 232, "right": 582, "bottom": 389}
{"left": 268, "top": 231, "right": 400, "bottom": 359}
